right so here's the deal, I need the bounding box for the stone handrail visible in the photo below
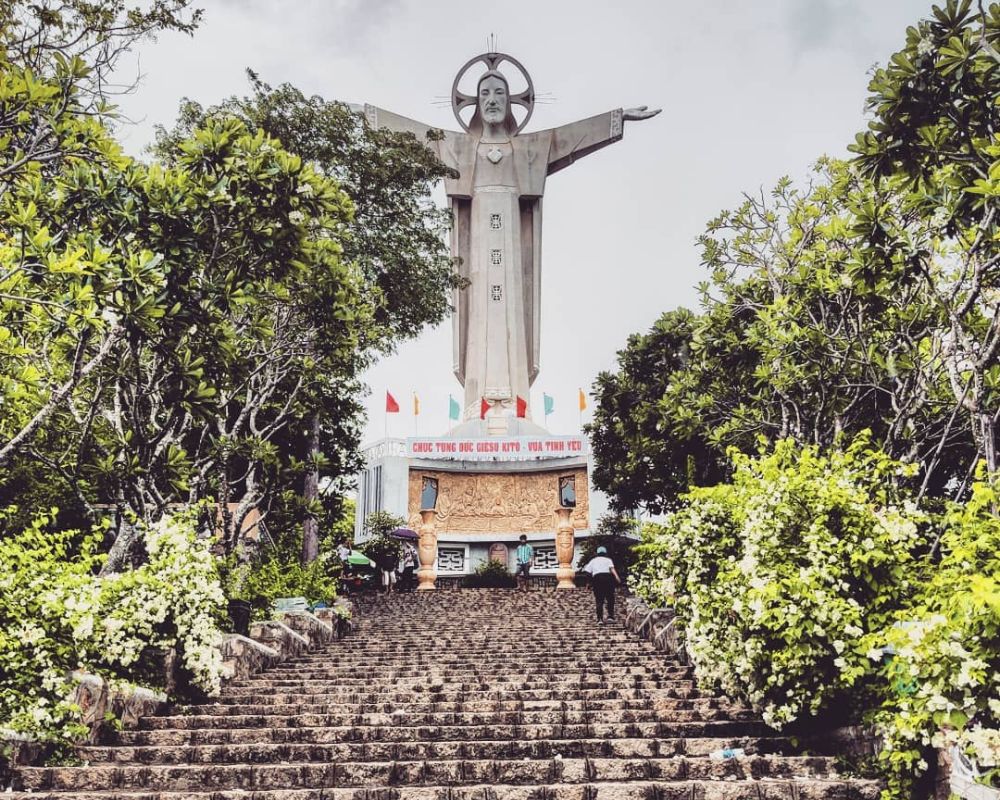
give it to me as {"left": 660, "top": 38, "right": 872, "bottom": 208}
{"left": 1, "top": 598, "right": 358, "bottom": 774}
{"left": 623, "top": 596, "right": 688, "bottom": 663}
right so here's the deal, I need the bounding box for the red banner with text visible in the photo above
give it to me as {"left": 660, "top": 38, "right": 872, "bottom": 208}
{"left": 406, "top": 435, "right": 588, "bottom": 462}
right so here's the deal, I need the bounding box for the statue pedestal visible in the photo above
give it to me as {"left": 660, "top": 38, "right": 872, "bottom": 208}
{"left": 417, "top": 509, "right": 437, "bottom": 591}
{"left": 554, "top": 507, "right": 575, "bottom": 590}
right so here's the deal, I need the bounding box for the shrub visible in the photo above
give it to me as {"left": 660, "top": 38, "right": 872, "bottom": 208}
{"left": 463, "top": 559, "right": 516, "bottom": 588}
{"left": 632, "top": 437, "right": 927, "bottom": 730}
{"left": 0, "top": 509, "right": 224, "bottom": 744}
{"left": 224, "top": 547, "right": 340, "bottom": 620}
{"left": 858, "top": 469, "right": 1000, "bottom": 798}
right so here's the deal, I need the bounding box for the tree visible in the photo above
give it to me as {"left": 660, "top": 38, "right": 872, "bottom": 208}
{"left": 152, "top": 76, "right": 458, "bottom": 563}
{"left": 0, "top": 0, "right": 200, "bottom": 475}
{"left": 0, "top": 20, "right": 459, "bottom": 566}
{"left": 153, "top": 74, "right": 458, "bottom": 351}
{"left": 589, "top": 159, "right": 977, "bottom": 514}
{"left": 851, "top": 0, "right": 1000, "bottom": 476}
{"left": 588, "top": 308, "right": 724, "bottom": 514}
{"left": 1, "top": 111, "right": 364, "bottom": 568}
{"left": 360, "top": 511, "right": 403, "bottom": 572}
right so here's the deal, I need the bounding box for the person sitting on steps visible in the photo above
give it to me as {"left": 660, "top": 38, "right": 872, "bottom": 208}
{"left": 581, "top": 546, "right": 621, "bottom": 624}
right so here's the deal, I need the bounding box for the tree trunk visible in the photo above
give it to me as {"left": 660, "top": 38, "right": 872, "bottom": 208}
{"left": 981, "top": 411, "right": 997, "bottom": 473}
{"left": 100, "top": 516, "right": 141, "bottom": 575}
{"left": 301, "top": 413, "right": 321, "bottom": 565}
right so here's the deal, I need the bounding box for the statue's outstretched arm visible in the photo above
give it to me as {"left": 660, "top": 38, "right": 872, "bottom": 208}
{"left": 547, "top": 107, "right": 661, "bottom": 176}
{"left": 350, "top": 103, "right": 454, "bottom": 143}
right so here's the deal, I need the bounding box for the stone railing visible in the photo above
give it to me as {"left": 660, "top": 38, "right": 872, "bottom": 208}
{"left": 623, "top": 596, "right": 688, "bottom": 663}
{"left": 1, "top": 598, "right": 357, "bottom": 774}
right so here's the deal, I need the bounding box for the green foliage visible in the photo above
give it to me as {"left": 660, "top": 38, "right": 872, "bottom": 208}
{"left": 857, "top": 468, "right": 1000, "bottom": 797}
{"left": 462, "top": 559, "right": 517, "bottom": 589}
{"left": 153, "top": 74, "right": 457, "bottom": 350}
{"left": 327, "top": 497, "right": 356, "bottom": 545}
{"left": 631, "top": 437, "right": 928, "bottom": 730}
{"left": 0, "top": 53, "right": 366, "bottom": 555}
{"left": 360, "top": 512, "right": 404, "bottom": 570}
{"left": 227, "top": 551, "right": 340, "bottom": 620}
{"left": 588, "top": 308, "right": 724, "bottom": 514}
{"left": 0, "top": 509, "right": 224, "bottom": 743}
{"left": 0, "top": 7, "right": 455, "bottom": 564}
{"left": 849, "top": 0, "right": 1000, "bottom": 480}
{"left": 138, "top": 77, "right": 459, "bottom": 540}
{"left": 589, "top": 157, "right": 979, "bottom": 514}
{"left": 852, "top": 0, "right": 999, "bottom": 231}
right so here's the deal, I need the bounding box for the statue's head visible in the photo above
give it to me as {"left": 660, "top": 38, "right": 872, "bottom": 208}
{"left": 469, "top": 70, "right": 518, "bottom": 136}
{"left": 452, "top": 52, "right": 535, "bottom": 135}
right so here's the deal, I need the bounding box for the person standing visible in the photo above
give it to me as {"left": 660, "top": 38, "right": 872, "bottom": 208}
{"left": 377, "top": 548, "right": 398, "bottom": 594}
{"left": 336, "top": 538, "right": 352, "bottom": 564}
{"left": 581, "top": 546, "right": 621, "bottom": 624}
{"left": 399, "top": 540, "right": 418, "bottom": 591}
{"left": 515, "top": 534, "right": 534, "bottom": 591}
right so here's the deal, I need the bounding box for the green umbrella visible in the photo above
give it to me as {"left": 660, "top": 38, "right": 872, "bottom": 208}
{"left": 347, "top": 550, "right": 374, "bottom": 567}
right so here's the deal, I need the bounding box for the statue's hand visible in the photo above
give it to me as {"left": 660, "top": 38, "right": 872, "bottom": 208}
{"left": 623, "top": 105, "right": 662, "bottom": 121}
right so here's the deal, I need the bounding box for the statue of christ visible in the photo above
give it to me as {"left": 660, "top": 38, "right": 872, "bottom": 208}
{"left": 358, "top": 52, "right": 659, "bottom": 425}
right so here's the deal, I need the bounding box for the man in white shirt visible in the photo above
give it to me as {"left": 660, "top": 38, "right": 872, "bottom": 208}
{"left": 581, "top": 546, "right": 621, "bottom": 624}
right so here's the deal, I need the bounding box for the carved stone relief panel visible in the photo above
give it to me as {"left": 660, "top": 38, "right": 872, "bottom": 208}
{"left": 407, "top": 468, "right": 590, "bottom": 534}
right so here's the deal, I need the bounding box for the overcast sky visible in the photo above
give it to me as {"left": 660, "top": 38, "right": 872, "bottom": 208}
{"left": 112, "top": 0, "right": 933, "bottom": 445}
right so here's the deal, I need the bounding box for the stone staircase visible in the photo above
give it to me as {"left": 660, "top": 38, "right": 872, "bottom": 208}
{"left": 8, "top": 589, "right": 880, "bottom": 799}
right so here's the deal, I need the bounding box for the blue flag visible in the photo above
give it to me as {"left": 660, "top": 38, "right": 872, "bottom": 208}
{"left": 448, "top": 395, "right": 460, "bottom": 421}
{"left": 543, "top": 393, "right": 554, "bottom": 416}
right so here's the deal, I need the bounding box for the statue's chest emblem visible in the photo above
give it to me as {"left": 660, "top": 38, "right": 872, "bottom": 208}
{"left": 486, "top": 146, "right": 504, "bottom": 164}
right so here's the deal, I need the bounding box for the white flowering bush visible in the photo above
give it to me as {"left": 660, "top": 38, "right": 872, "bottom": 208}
{"left": 631, "top": 437, "right": 927, "bottom": 730}
{"left": 857, "top": 470, "right": 1000, "bottom": 798}
{"left": 0, "top": 509, "right": 225, "bottom": 745}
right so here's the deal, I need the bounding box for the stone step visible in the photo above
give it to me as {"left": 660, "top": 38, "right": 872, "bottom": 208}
{"left": 117, "top": 720, "right": 772, "bottom": 746}
{"left": 8, "top": 590, "right": 878, "bottom": 798}
{"left": 258, "top": 664, "right": 687, "bottom": 678}
{"left": 78, "top": 736, "right": 801, "bottom": 765}
{"left": 168, "top": 697, "right": 734, "bottom": 716}
{"left": 254, "top": 666, "right": 689, "bottom": 679}
{"left": 15, "top": 755, "right": 849, "bottom": 792}
{"left": 319, "top": 638, "right": 643, "bottom": 651}
{"left": 220, "top": 678, "right": 697, "bottom": 692}
{"left": 139, "top": 707, "right": 745, "bottom": 731}
{"left": 214, "top": 686, "right": 713, "bottom": 702}
{"left": 267, "top": 656, "right": 677, "bottom": 671}
{"left": 3, "top": 778, "right": 883, "bottom": 800}
{"left": 216, "top": 675, "right": 691, "bottom": 689}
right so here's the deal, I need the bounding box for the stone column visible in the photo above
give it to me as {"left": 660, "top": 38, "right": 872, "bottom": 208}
{"left": 554, "top": 507, "right": 575, "bottom": 590}
{"left": 417, "top": 509, "right": 438, "bottom": 591}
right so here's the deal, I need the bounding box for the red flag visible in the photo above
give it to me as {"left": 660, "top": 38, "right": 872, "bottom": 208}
{"left": 516, "top": 396, "right": 527, "bottom": 418}
{"left": 480, "top": 398, "right": 490, "bottom": 419}
{"left": 385, "top": 391, "right": 400, "bottom": 413}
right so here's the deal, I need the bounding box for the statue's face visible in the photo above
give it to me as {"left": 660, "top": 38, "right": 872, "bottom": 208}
{"left": 478, "top": 75, "right": 508, "bottom": 126}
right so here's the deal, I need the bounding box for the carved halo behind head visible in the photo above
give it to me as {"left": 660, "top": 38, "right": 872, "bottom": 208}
{"left": 452, "top": 51, "right": 535, "bottom": 135}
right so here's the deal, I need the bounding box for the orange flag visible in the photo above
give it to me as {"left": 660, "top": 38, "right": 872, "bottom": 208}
{"left": 413, "top": 393, "right": 420, "bottom": 415}
{"left": 578, "top": 388, "right": 587, "bottom": 411}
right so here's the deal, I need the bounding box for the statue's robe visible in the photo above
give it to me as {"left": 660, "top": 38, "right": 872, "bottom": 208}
{"left": 364, "top": 105, "right": 624, "bottom": 420}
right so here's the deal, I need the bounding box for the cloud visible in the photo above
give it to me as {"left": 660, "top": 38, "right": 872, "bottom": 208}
{"left": 209, "top": 0, "right": 404, "bottom": 54}
{"left": 785, "top": 0, "right": 870, "bottom": 56}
